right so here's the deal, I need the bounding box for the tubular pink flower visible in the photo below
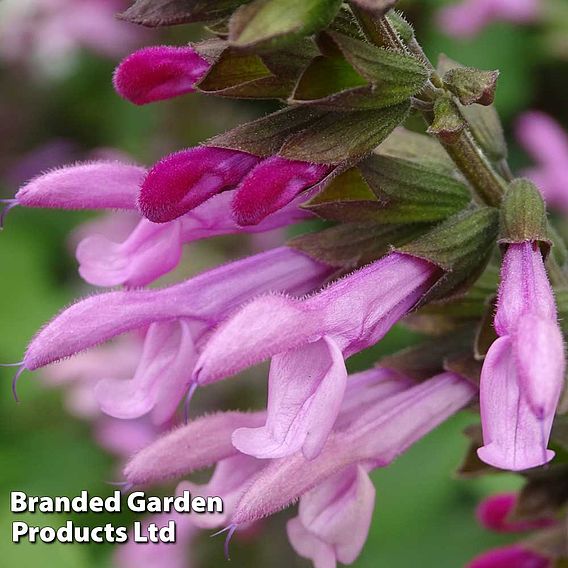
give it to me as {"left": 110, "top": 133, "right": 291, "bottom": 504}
{"left": 287, "top": 465, "right": 376, "bottom": 568}
{"left": 14, "top": 161, "right": 144, "bottom": 210}
{"left": 231, "top": 157, "right": 332, "bottom": 226}
{"left": 478, "top": 242, "right": 565, "bottom": 471}
{"left": 466, "top": 545, "right": 551, "bottom": 568}
{"left": 124, "top": 411, "right": 266, "bottom": 487}
{"left": 516, "top": 112, "right": 568, "bottom": 212}
{"left": 179, "top": 454, "right": 264, "bottom": 530}
{"left": 113, "top": 45, "right": 210, "bottom": 105}
{"left": 438, "top": 0, "right": 538, "bottom": 39}
{"left": 231, "top": 372, "right": 475, "bottom": 525}
{"left": 194, "top": 253, "right": 439, "bottom": 459}
{"left": 76, "top": 190, "right": 311, "bottom": 288}
{"left": 138, "top": 147, "right": 261, "bottom": 223}
{"left": 22, "top": 248, "right": 331, "bottom": 423}
{"left": 476, "top": 493, "right": 557, "bottom": 533}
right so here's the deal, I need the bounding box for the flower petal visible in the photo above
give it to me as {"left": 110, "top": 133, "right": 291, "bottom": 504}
{"left": 232, "top": 336, "right": 347, "bottom": 460}
{"left": 478, "top": 337, "right": 555, "bottom": 471}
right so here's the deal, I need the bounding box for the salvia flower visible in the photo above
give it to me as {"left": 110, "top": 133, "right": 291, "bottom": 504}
{"left": 478, "top": 242, "right": 566, "bottom": 471}
{"left": 229, "top": 372, "right": 476, "bottom": 528}
{"left": 122, "top": 369, "right": 475, "bottom": 566}
{"left": 516, "top": 111, "right": 568, "bottom": 212}
{"left": 438, "top": 0, "right": 539, "bottom": 39}
{"left": 194, "top": 252, "right": 441, "bottom": 459}
{"left": 21, "top": 248, "right": 332, "bottom": 424}
{"left": 113, "top": 45, "right": 211, "bottom": 105}
{"left": 286, "top": 464, "right": 375, "bottom": 568}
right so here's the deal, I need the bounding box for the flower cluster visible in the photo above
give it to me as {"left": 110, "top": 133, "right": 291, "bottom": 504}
{"left": 4, "top": 0, "right": 568, "bottom": 566}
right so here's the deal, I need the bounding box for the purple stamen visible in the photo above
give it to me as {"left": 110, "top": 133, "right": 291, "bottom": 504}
{"left": 183, "top": 381, "right": 198, "bottom": 424}
{"left": 12, "top": 365, "right": 25, "bottom": 403}
{"left": 0, "top": 361, "right": 24, "bottom": 367}
{"left": 211, "top": 524, "right": 237, "bottom": 560}
{"left": 0, "top": 200, "right": 18, "bottom": 230}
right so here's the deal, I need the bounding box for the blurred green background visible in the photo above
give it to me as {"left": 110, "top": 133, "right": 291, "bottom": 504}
{"left": 1, "top": 0, "right": 567, "bottom": 566}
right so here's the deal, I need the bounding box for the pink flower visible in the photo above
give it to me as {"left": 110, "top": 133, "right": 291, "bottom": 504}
{"left": 438, "top": 0, "right": 539, "bottom": 39}
{"left": 113, "top": 45, "right": 211, "bottom": 105}
{"left": 21, "top": 248, "right": 332, "bottom": 424}
{"left": 467, "top": 545, "right": 551, "bottom": 568}
{"left": 478, "top": 242, "right": 565, "bottom": 470}
{"left": 516, "top": 112, "right": 568, "bottom": 212}
{"left": 194, "top": 253, "right": 440, "bottom": 459}
{"left": 287, "top": 465, "right": 375, "bottom": 568}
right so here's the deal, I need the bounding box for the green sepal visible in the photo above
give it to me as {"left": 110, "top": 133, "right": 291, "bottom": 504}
{"left": 438, "top": 54, "right": 507, "bottom": 161}
{"left": 228, "top": 0, "right": 342, "bottom": 51}
{"left": 196, "top": 39, "right": 317, "bottom": 99}
{"left": 499, "top": 178, "right": 551, "bottom": 255}
{"left": 399, "top": 207, "right": 499, "bottom": 304}
{"left": 288, "top": 222, "right": 427, "bottom": 269}
{"left": 427, "top": 94, "right": 466, "bottom": 144}
{"left": 118, "top": 0, "right": 249, "bottom": 26}
{"left": 443, "top": 67, "right": 499, "bottom": 106}
{"left": 289, "top": 32, "right": 428, "bottom": 111}
{"left": 280, "top": 101, "right": 411, "bottom": 164}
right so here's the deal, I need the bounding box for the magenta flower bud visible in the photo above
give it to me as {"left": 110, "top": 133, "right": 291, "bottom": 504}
{"left": 476, "top": 493, "right": 557, "bottom": 533}
{"left": 478, "top": 242, "right": 566, "bottom": 471}
{"left": 14, "top": 161, "right": 144, "bottom": 210}
{"left": 287, "top": 465, "right": 375, "bottom": 568}
{"left": 113, "top": 45, "right": 210, "bottom": 105}
{"left": 138, "top": 147, "right": 261, "bottom": 223}
{"left": 231, "top": 157, "right": 332, "bottom": 226}
{"left": 466, "top": 545, "right": 551, "bottom": 568}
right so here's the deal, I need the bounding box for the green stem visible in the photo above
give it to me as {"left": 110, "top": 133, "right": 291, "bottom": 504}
{"left": 352, "top": 4, "right": 507, "bottom": 207}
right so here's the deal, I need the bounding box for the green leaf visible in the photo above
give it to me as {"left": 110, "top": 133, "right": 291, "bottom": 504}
{"left": 229, "top": 0, "right": 342, "bottom": 50}
{"left": 329, "top": 31, "right": 428, "bottom": 97}
{"left": 304, "top": 153, "right": 471, "bottom": 223}
{"left": 427, "top": 94, "right": 466, "bottom": 144}
{"left": 399, "top": 207, "right": 499, "bottom": 304}
{"left": 119, "top": 0, "right": 249, "bottom": 26}
{"left": 289, "top": 222, "right": 426, "bottom": 268}
{"left": 207, "top": 106, "right": 324, "bottom": 157}
{"left": 280, "top": 101, "right": 410, "bottom": 163}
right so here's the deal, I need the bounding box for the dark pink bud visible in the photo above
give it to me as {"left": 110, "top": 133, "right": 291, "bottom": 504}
{"left": 232, "top": 157, "right": 332, "bottom": 226}
{"left": 138, "top": 147, "right": 261, "bottom": 223}
{"left": 477, "top": 493, "right": 556, "bottom": 533}
{"left": 467, "top": 545, "right": 550, "bottom": 568}
{"left": 113, "top": 45, "right": 210, "bottom": 105}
